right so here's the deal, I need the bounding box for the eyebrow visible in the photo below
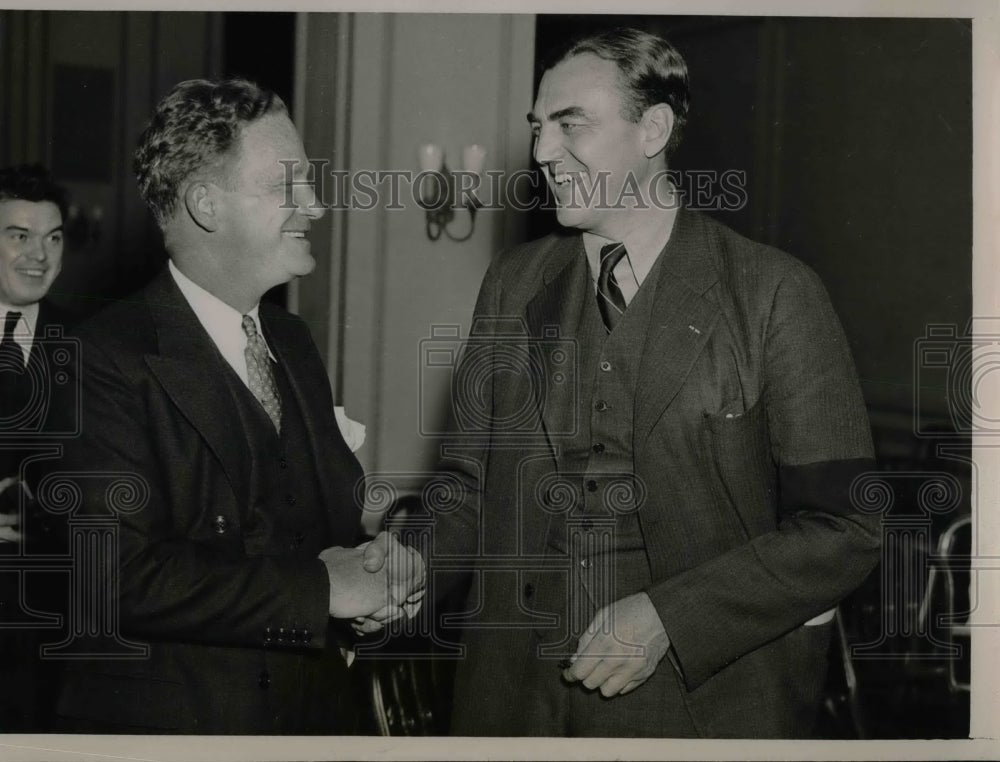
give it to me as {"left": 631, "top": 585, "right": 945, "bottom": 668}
{"left": 526, "top": 106, "right": 589, "bottom": 124}
{"left": 2, "top": 224, "right": 64, "bottom": 234}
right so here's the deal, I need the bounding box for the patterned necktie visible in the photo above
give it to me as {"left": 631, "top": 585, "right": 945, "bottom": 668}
{"left": 0, "top": 311, "right": 25, "bottom": 370}
{"left": 597, "top": 243, "right": 628, "bottom": 332}
{"left": 241, "top": 315, "right": 282, "bottom": 433}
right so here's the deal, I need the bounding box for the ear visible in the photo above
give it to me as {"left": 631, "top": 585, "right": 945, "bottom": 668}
{"left": 640, "top": 103, "right": 675, "bottom": 159}
{"left": 182, "top": 181, "right": 221, "bottom": 233}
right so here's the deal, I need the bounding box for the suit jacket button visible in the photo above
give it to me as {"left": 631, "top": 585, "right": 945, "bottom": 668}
{"left": 285, "top": 494, "right": 297, "bottom": 506}
{"left": 277, "top": 627, "right": 286, "bottom": 643}
{"left": 212, "top": 515, "right": 227, "bottom": 534}
{"left": 594, "top": 400, "right": 608, "bottom": 412}
{"left": 586, "top": 479, "right": 598, "bottom": 492}
{"left": 523, "top": 582, "right": 534, "bottom": 599}
{"left": 592, "top": 442, "right": 605, "bottom": 454}
{"left": 258, "top": 670, "right": 270, "bottom": 689}
{"left": 279, "top": 458, "right": 288, "bottom": 469}
{"left": 302, "top": 629, "right": 312, "bottom": 643}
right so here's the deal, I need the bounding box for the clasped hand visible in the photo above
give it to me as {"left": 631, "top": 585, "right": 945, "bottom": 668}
{"left": 319, "top": 531, "right": 425, "bottom": 621}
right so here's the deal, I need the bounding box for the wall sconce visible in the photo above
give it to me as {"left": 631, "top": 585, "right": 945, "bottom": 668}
{"left": 65, "top": 204, "right": 102, "bottom": 248}
{"left": 417, "top": 143, "right": 486, "bottom": 242}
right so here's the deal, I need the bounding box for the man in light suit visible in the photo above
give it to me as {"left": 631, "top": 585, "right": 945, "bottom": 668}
{"left": 425, "top": 28, "right": 881, "bottom": 737}
{"left": 53, "top": 79, "right": 422, "bottom": 734}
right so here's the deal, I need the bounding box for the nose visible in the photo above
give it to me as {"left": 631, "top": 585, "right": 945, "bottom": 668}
{"left": 296, "top": 179, "right": 325, "bottom": 221}
{"left": 533, "top": 123, "right": 563, "bottom": 167}
{"left": 27, "top": 238, "right": 48, "bottom": 262}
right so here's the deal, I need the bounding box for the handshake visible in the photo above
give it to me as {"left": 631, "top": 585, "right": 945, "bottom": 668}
{"left": 318, "top": 531, "right": 426, "bottom": 630}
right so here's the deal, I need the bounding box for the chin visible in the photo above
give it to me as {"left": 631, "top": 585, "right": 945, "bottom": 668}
{"left": 284, "top": 251, "right": 317, "bottom": 278}
{"left": 554, "top": 207, "right": 594, "bottom": 231}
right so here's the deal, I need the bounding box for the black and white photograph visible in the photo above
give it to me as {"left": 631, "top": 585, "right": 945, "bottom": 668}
{"left": 0, "top": 2, "right": 997, "bottom": 759}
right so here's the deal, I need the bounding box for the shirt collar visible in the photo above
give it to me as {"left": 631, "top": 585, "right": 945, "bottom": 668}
{"left": 582, "top": 203, "right": 679, "bottom": 289}
{"left": 168, "top": 261, "right": 275, "bottom": 383}
{"left": 0, "top": 300, "right": 39, "bottom": 338}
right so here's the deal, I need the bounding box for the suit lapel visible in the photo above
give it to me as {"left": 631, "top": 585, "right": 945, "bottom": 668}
{"left": 523, "top": 235, "right": 590, "bottom": 450}
{"left": 142, "top": 270, "right": 251, "bottom": 512}
{"left": 635, "top": 208, "right": 722, "bottom": 447}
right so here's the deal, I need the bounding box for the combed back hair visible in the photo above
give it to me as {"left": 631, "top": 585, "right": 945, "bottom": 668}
{"left": 545, "top": 27, "right": 691, "bottom": 156}
{"left": 0, "top": 164, "right": 68, "bottom": 220}
{"left": 134, "top": 78, "right": 286, "bottom": 227}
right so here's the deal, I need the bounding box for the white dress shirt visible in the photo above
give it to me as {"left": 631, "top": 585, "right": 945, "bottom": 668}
{"left": 583, "top": 204, "right": 679, "bottom": 305}
{"left": 168, "top": 260, "right": 275, "bottom": 388}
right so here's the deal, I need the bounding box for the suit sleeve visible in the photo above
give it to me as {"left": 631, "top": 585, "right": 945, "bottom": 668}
{"left": 646, "top": 262, "right": 881, "bottom": 690}
{"left": 426, "top": 263, "right": 503, "bottom": 573}
{"left": 63, "top": 337, "right": 331, "bottom": 650}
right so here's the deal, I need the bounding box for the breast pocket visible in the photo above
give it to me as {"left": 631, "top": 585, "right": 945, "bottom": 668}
{"left": 705, "top": 398, "right": 777, "bottom": 538}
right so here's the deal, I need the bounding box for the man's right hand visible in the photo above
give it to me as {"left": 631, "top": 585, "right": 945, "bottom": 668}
{"left": 318, "top": 534, "right": 425, "bottom": 619}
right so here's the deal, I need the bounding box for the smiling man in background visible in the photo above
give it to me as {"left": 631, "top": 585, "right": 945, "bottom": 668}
{"left": 0, "top": 164, "right": 70, "bottom": 731}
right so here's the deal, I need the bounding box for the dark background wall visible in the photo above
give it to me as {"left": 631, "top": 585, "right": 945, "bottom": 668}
{"left": 0, "top": 10, "right": 296, "bottom": 314}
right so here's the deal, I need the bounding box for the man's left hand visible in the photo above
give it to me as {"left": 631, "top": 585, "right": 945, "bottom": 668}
{"left": 563, "top": 592, "right": 670, "bottom": 697}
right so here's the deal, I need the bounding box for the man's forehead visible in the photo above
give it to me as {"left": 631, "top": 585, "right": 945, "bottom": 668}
{"left": 533, "top": 53, "right": 623, "bottom": 118}
{"left": 233, "top": 113, "right": 309, "bottom": 178}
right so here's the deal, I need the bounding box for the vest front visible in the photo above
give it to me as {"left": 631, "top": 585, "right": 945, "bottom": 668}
{"left": 538, "top": 246, "right": 670, "bottom": 639}
{"left": 222, "top": 360, "right": 335, "bottom": 557}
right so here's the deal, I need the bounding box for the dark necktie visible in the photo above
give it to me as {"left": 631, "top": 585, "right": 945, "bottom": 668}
{"left": 242, "top": 315, "right": 282, "bottom": 433}
{"left": 597, "top": 243, "right": 628, "bottom": 332}
{"left": 0, "top": 311, "right": 29, "bottom": 426}
{"left": 0, "top": 311, "right": 24, "bottom": 370}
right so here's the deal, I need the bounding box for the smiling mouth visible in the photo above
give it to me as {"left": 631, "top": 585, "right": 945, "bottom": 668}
{"left": 16, "top": 268, "right": 48, "bottom": 278}
{"left": 282, "top": 230, "right": 308, "bottom": 239}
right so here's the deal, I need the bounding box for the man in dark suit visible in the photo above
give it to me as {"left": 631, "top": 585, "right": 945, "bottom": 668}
{"left": 0, "top": 164, "right": 71, "bottom": 731}
{"left": 52, "top": 79, "right": 422, "bottom": 734}
{"left": 423, "top": 28, "right": 881, "bottom": 737}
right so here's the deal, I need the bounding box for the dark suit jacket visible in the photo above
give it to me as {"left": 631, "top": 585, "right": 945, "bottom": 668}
{"left": 52, "top": 269, "right": 365, "bottom": 733}
{"left": 433, "top": 208, "right": 881, "bottom": 737}
{"left": 0, "top": 298, "right": 75, "bottom": 479}
{"left": 0, "top": 298, "right": 75, "bottom": 732}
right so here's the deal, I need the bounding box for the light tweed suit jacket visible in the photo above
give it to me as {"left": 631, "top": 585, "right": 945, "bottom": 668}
{"left": 432, "top": 207, "right": 881, "bottom": 737}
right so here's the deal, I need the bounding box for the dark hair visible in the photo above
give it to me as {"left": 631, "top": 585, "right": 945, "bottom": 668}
{"left": 133, "top": 77, "right": 287, "bottom": 227}
{"left": 545, "top": 27, "right": 690, "bottom": 156}
{"left": 0, "top": 164, "right": 68, "bottom": 220}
